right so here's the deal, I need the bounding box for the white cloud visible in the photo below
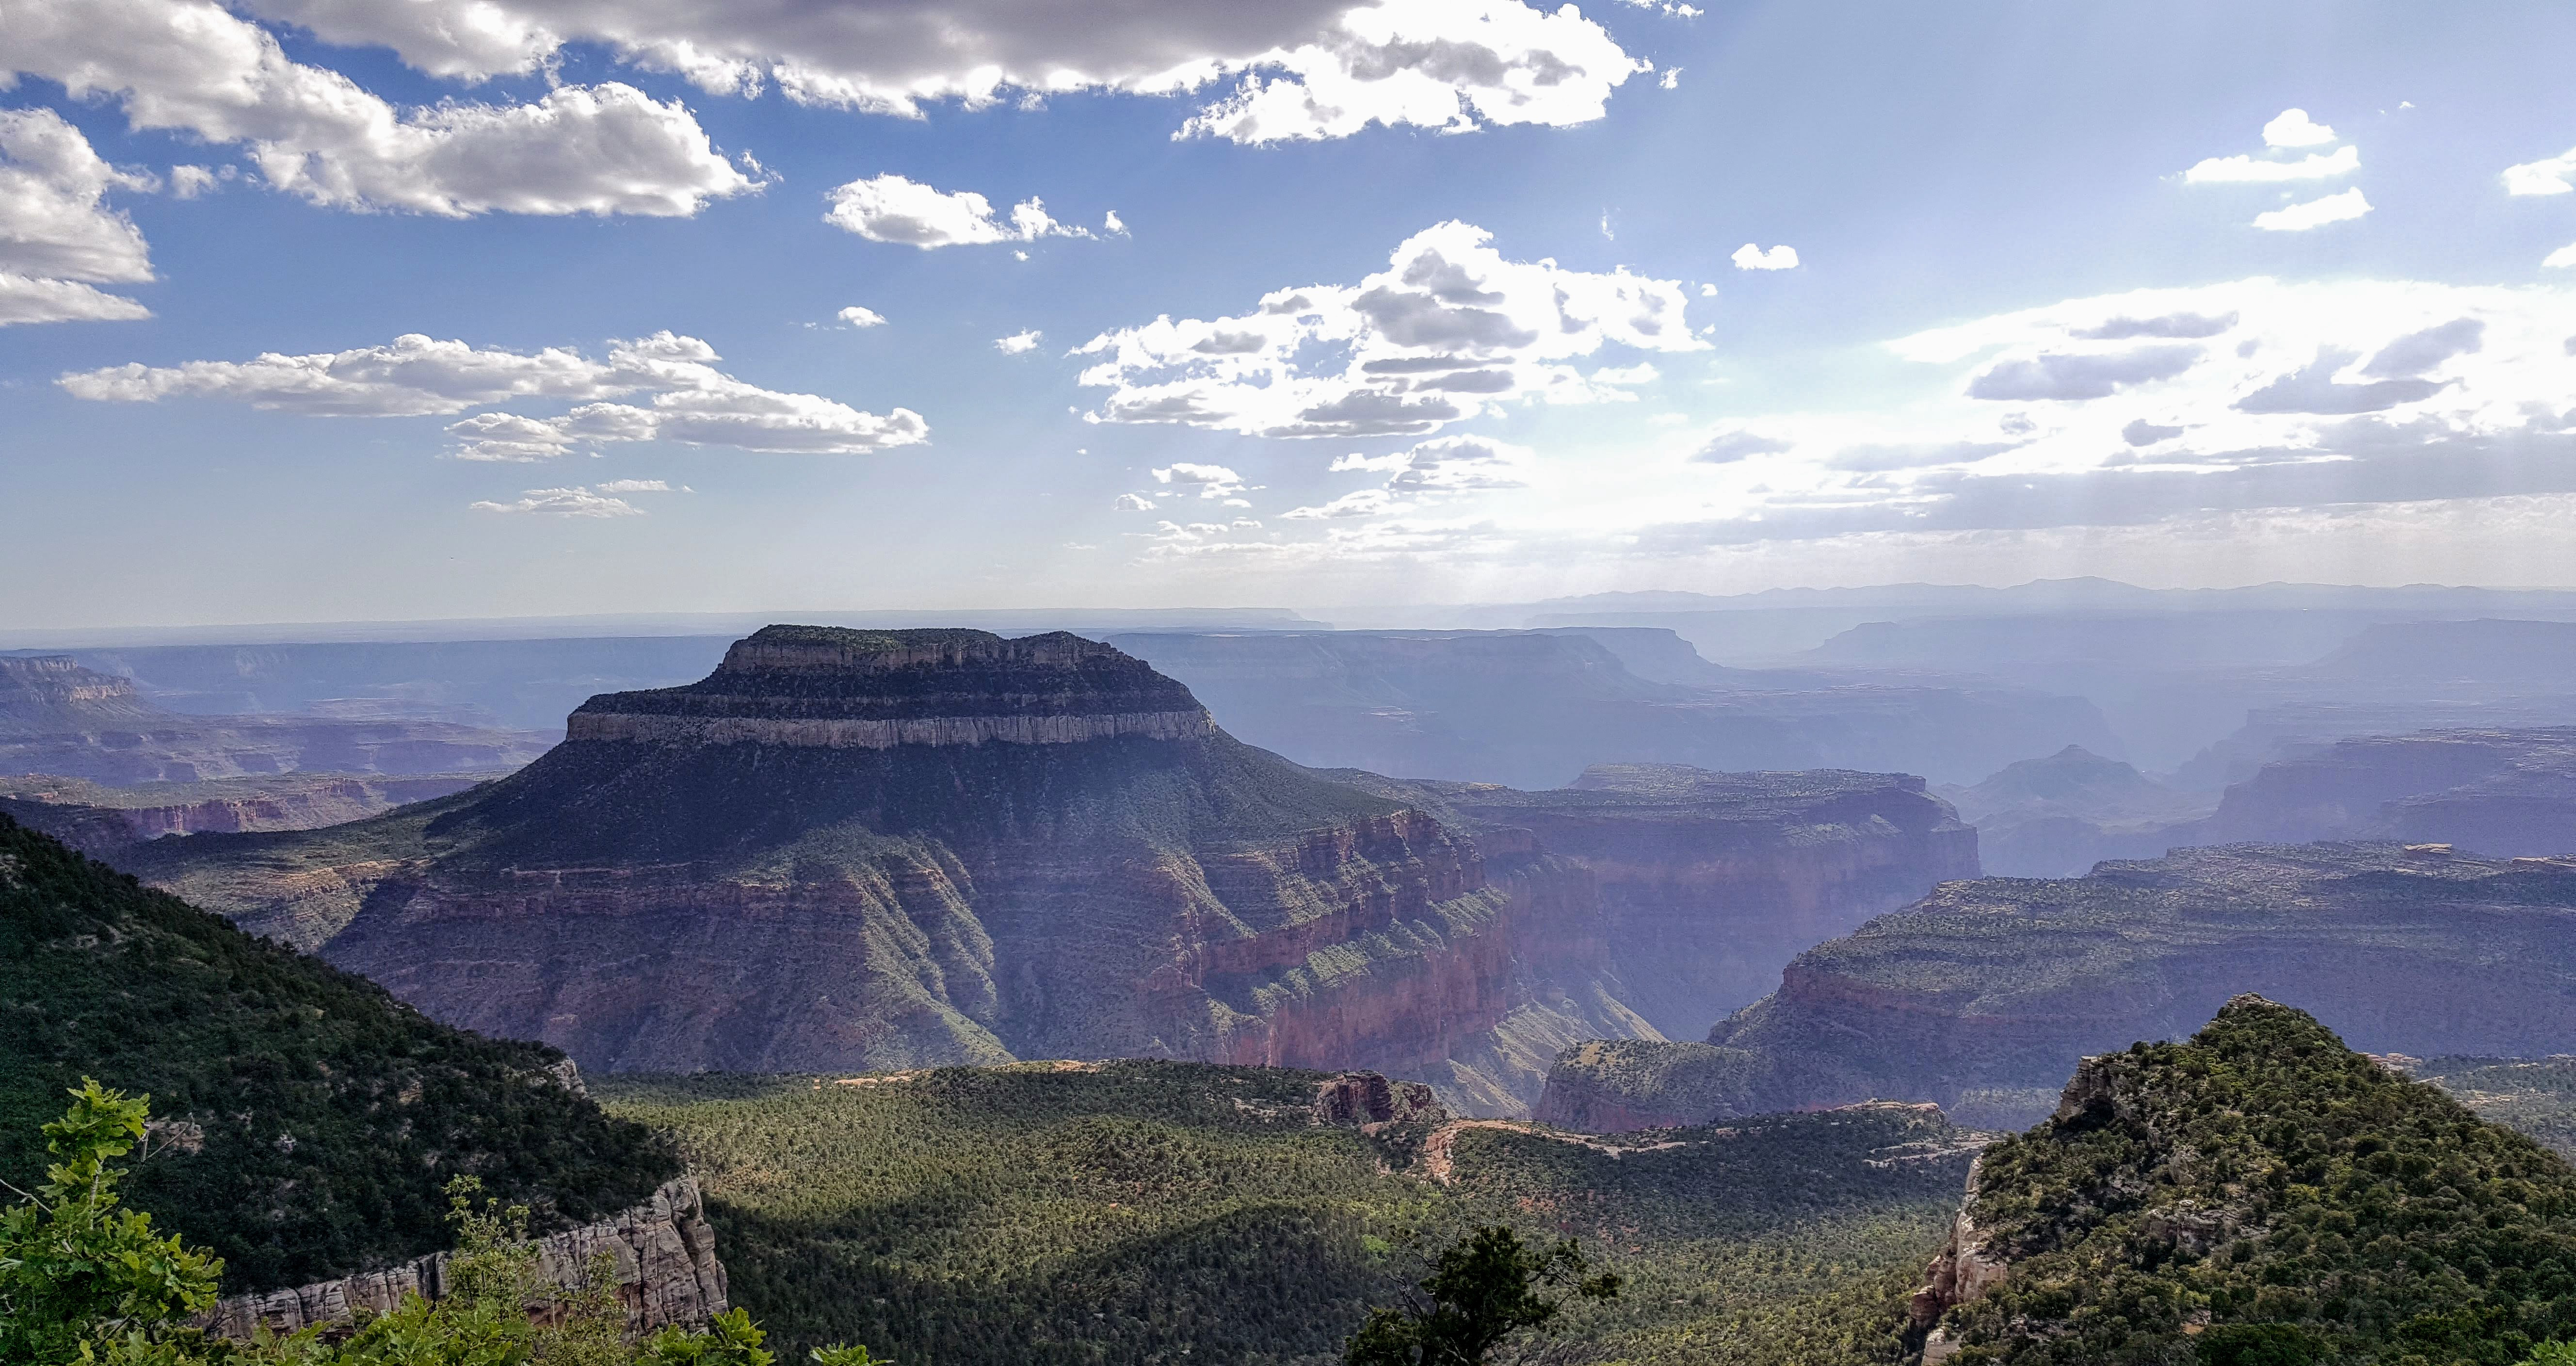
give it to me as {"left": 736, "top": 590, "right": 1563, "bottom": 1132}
{"left": 1105, "top": 209, "right": 1127, "bottom": 234}
{"left": 595, "top": 478, "right": 687, "bottom": 493}
{"left": 59, "top": 330, "right": 929, "bottom": 458}
{"left": 2545, "top": 243, "right": 2576, "bottom": 269}
{"left": 2504, "top": 146, "right": 2576, "bottom": 197}
{"left": 1112, "top": 492, "right": 1154, "bottom": 511}
{"left": 1153, "top": 462, "right": 1248, "bottom": 498}
{"left": 994, "top": 330, "right": 1044, "bottom": 355}
{"left": 2184, "top": 145, "right": 2359, "bottom": 183}
{"left": 1077, "top": 220, "right": 1701, "bottom": 439}
{"left": 0, "top": 108, "right": 158, "bottom": 325}
{"left": 3, "top": 0, "right": 756, "bottom": 218}
{"left": 229, "top": 0, "right": 1650, "bottom": 144}
{"left": 167, "top": 164, "right": 221, "bottom": 198}
{"left": 2261, "top": 108, "right": 2336, "bottom": 148}
{"left": 1284, "top": 488, "right": 1401, "bottom": 519}
{"left": 824, "top": 175, "right": 1103, "bottom": 248}
{"left": 1176, "top": 0, "right": 1648, "bottom": 143}
{"left": 470, "top": 486, "right": 645, "bottom": 518}
{"left": 2253, "top": 187, "right": 2371, "bottom": 231}
{"left": 60, "top": 332, "right": 651, "bottom": 416}
{"left": 1731, "top": 243, "right": 1798, "bottom": 270}
{"left": 837, "top": 306, "right": 888, "bottom": 328}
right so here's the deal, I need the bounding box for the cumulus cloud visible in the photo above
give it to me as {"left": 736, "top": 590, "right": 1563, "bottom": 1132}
{"left": 0, "top": 108, "right": 157, "bottom": 325}
{"left": 1731, "top": 243, "right": 1798, "bottom": 270}
{"left": 4, "top": 0, "right": 756, "bottom": 218}
{"left": 60, "top": 330, "right": 929, "bottom": 458}
{"left": 1153, "top": 463, "right": 1248, "bottom": 498}
{"left": 2253, "top": 187, "right": 2371, "bottom": 231}
{"left": 825, "top": 175, "right": 1108, "bottom": 248}
{"left": 837, "top": 306, "right": 887, "bottom": 328}
{"left": 227, "top": 0, "right": 1651, "bottom": 144}
{"left": 994, "top": 330, "right": 1044, "bottom": 355}
{"left": 1077, "top": 220, "right": 1701, "bottom": 439}
{"left": 2262, "top": 108, "right": 2336, "bottom": 148}
{"left": 470, "top": 486, "right": 645, "bottom": 518}
{"left": 2185, "top": 144, "right": 2359, "bottom": 183}
{"left": 595, "top": 478, "right": 688, "bottom": 493}
{"left": 2504, "top": 146, "right": 2576, "bottom": 197}
{"left": 1112, "top": 492, "right": 1155, "bottom": 511}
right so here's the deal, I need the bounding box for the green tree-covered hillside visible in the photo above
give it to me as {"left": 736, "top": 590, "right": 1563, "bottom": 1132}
{"left": 599, "top": 1062, "right": 1980, "bottom": 1366}
{"left": 0, "top": 813, "right": 678, "bottom": 1293}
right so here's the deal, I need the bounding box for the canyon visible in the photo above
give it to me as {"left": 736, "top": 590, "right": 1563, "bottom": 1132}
{"left": 0, "top": 654, "right": 553, "bottom": 784}
{"left": 1541, "top": 842, "right": 2576, "bottom": 1131}
{"left": 126, "top": 626, "right": 1979, "bottom": 1117}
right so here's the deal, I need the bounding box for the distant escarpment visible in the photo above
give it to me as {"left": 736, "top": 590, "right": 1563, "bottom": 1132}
{"left": 0, "top": 654, "right": 552, "bottom": 784}
{"left": 1346, "top": 763, "right": 1980, "bottom": 1038}
{"left": 1909, "top": 996, "right": 2576, "bottom": 1366}
{"left": 1694, "top": 843, "right": 2576, "bottom": 1130}
{"left": 129, "top": 628, "right": 1516, "bottom": 1094}
{"left": 2200, "top": 725, "right": 2576, "bottom": 855}
{"left": 0, "top": 771, "right": 498, "bottom": 854}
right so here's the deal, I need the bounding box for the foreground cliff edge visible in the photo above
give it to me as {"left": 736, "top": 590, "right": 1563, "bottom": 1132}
{"left": 127, "top": 625, "right": 1977, "bottom": 1114}
{"left": 1906, "top": 995, "right": 2576, "bottom": 1366}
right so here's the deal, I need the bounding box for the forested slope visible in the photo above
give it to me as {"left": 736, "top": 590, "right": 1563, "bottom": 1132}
{"left": 0, "top": 813, "right": 677, "bottom": 1292}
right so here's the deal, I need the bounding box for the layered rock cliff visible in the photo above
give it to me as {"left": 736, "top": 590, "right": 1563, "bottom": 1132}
{"left": 1701, "top": 843, "right": 2576, "bottom": 1129}
{"left": 2199, "top": 725, "right": 2576, "bottom": 855}
{"left": 131, "top": 628, "right": 1515, "bottom": 1090}
{"left": 202, "top": 1176, "right": 726, "bottom": 1340}
{"left": 1346, "top": 763, "right": 1980, "bottom": 1036}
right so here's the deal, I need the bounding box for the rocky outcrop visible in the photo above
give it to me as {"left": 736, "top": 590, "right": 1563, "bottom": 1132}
{"left": 1312, "top": 1071, "right": 1448, "bottom": 1127}
{"left": 200, "top": 1177, "right": 726, "bottom": 1341}
{"left": 1532, "top": 1039, "right": 1774, "bottom": 1131}
{"left": 1907, "top": 1157, "right": 2004, "bottom": 1365}
{"left": 1707, "top": 845, "right": 2576, "bottom": 1126}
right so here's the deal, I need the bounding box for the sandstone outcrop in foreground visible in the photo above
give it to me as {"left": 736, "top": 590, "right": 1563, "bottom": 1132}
{"left": 201, "top": 1177, "right": 726, "bottom": 1340}
{"left": 130, "top": 627, "right": 1982, "bottom": 1115}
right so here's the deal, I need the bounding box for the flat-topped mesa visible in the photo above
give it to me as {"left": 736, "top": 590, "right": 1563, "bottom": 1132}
{"left": 0, "top": 655, "right": 140, "bottom": 708}
{"left": 566, "top": 626, "right": 1218, "bottom": 748}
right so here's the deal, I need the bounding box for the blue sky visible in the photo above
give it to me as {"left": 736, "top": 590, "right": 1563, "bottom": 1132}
{"left": 8, "top": 0, "right": 2576, "bottom": 629}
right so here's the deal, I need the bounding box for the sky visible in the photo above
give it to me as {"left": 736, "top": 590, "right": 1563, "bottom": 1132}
{"left": 8, "top": 0, "right": 2576, "bottom": 628}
